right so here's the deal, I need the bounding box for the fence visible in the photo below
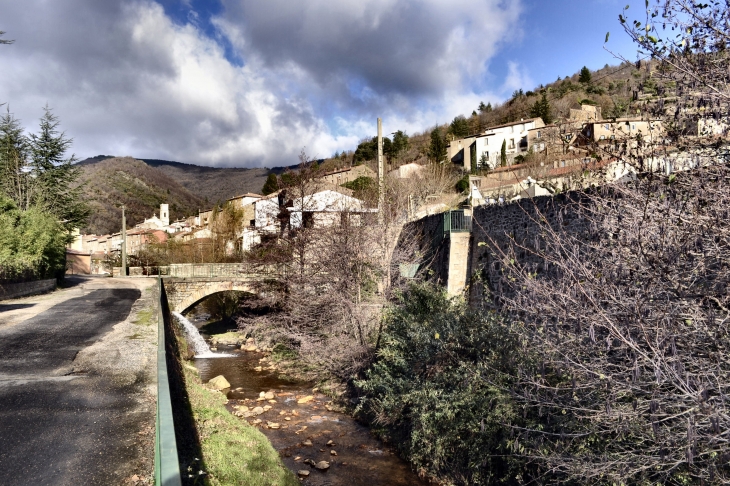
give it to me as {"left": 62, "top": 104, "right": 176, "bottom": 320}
{"left": 443, "top": 209, "right": 472, "bottom": 236}
{"left": 155, "top": 278, "right": 182, "bottom": 486}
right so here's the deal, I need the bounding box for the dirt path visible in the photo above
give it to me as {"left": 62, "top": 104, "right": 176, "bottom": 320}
{"left": 0, "top": 276, "right": 158, "bottom": 486}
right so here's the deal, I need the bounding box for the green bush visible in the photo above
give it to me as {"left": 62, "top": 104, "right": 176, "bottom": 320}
{"left": 455, "top": 175, "right": 470, "bottom": 193}
{"left": 356, "top": 284, "right": 533, "bottom": 485}
{"left": 0, "top": 195, "right": 68, "bottom": 282}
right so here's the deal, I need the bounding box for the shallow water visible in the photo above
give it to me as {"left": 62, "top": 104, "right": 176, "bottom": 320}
{"left": 186, "top": 312, "right": 426, "bottom": 486}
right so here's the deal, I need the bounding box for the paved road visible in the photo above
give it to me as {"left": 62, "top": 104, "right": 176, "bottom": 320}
{"left": 0, "top": 277, "right": 156, "bottom": 485}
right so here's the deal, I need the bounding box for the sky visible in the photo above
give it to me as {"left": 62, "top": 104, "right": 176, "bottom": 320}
{"left": 0, "top": 0, "right": 643, "bottom": 168}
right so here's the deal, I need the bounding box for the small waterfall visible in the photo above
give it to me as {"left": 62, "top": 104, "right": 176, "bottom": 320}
{"left": 172, "top": 311, "right": 232, "bottom": 358}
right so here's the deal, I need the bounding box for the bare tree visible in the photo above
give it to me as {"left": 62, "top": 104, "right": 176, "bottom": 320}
{"left": 238, "top": 151, "right": 428, "bottom": 380}
{"left": 466, "top": 3, "right": 730, "bottom": 482}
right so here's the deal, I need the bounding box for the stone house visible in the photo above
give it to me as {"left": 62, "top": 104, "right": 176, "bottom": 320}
{"left": 387, "top": 162, "right": 425, "bottom": 179}
{"left": 579, "top": 117, "right": 665, "bottom": 145}
{"left": 317, "top": 165, "right": 376, "bottom": 186}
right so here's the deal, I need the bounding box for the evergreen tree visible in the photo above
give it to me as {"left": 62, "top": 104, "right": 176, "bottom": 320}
{"left": 448, "top": 116, "right": 469, "bottom": 139}
{"left": 0, "top": 30, "right": 12, "bottom": 45}
{"left": 0, "top": 108, "right": 31, "bottom": 210}
{"left": 262, "top": 173, "right": 278, "bottom": 195}
{"left": 28, "top": 106, "right": 88, "bottom": 230}
{"left": 500, "top": 139, "right": 507, "bottom": 167}
{"left": 388, "top": 130, "right": 409, "bottom": 160}
{"left": 578, "top": 66, "right": 592, "bottom": 84}
{"left": 529, "top": 93, "right": 553, "bottom": 124}
{"left": 428, "top": 128, "right": 447, "bottom": 163}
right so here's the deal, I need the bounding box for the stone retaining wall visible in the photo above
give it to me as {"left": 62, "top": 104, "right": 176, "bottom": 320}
{"left": 0, "top": 279, "right": 56, "bottom": 301}
{"left": 404, "top": 192, "right": 590, "bottom": 303}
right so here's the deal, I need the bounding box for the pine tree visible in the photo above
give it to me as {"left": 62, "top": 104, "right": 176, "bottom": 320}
{"left": 28, "top": 105, "right": 88, "bottom": 230}
{"left": 262, "top": 173, "right": 278, "bottom": 195}
{"left": 530, "top": 93, "right": 553, "bottom": 124}
{"left": 579, "top": 66, "right": 592, "bottom": 84}
{"left": 428, "top": 128, "right": 447, "bottom": 163}
{"left": 0, "top": 108, "right": 31, "bottom": 209}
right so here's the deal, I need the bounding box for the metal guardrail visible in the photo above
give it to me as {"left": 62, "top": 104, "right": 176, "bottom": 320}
{"left": 155, "top": 277, "right": 182, "bottom": 486}
{"left": 443, "top": 210, "right": 472, "bottom": 235}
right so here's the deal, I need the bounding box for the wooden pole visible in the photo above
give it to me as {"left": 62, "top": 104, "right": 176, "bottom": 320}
{"left": 121, "top": 205, "right": 127, "bottom": 277}
{"left": 377, "top": 118, "right": 384, "bottom": 223}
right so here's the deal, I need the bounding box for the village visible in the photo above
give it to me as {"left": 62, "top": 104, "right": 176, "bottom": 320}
{"left": 65, "top": 86, "right": 728, "bottom": 277}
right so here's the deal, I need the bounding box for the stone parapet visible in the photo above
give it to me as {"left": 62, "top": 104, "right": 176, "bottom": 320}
{"left": 0, "top": 279, "right": 56, "bottom": 301}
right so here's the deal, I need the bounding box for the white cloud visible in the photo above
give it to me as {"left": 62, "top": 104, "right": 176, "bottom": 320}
{"left": 0, "top": 0, "right": 524, "bottom": 167}
{"left": 501, "top": 61, "right": 535, "bottom": 96}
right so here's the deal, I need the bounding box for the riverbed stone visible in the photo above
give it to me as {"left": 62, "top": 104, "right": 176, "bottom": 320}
{"left": 267, "top": 422, "right": 280, "bottom": 429}
{"left": 297, "top": 470, "right": 310, "bottom": 477}
{"left": 264, "top": 391, "right": 275, "bottom": 399}
{"left": 315, "top": 461, "right": 330, "bottom": 470}
{"left": 297, "top": 395, "right": 314, "bottom": 404}
{"left": 302, "top": 439, "right": 313, "bottom": 446}
{"left": 251, "top": 406, "right": 265, "bottom": 415}
{"left": 207, "top": 375, "right": 230, "bottom": 390}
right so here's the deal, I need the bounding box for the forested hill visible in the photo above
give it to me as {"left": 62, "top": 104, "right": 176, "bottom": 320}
{"left": 76, "top": 156, "right": 205, "bottom": 235}
{"left": 79, "top": 155, "right": 284, "bottom": 203}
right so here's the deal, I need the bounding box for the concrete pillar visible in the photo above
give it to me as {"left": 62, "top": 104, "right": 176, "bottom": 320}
{"left": 447, "top": 233, "right": 471, "bottom": 296}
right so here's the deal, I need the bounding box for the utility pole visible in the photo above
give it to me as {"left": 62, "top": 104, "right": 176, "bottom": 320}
{"left": 377, "top": 117, "right": 384, "bottom": 223}
{"left": 121, "top": 205, "right": 127, "bottom": 277}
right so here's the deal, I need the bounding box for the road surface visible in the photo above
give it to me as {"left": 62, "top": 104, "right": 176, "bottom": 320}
{"left": 0, "top": 276, "right": 157, "bottom": 485}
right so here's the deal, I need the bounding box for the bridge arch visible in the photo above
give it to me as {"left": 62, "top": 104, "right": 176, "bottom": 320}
{"left": 163, "top": 279, "right": 258, "bottom": 313}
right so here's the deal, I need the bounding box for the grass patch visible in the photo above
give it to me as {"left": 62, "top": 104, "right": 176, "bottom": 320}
{"left": 134, "top": 308, "right": 154, "bottom": 326}
{"left": 182, "top": 365, "right": 298, "bottom": 486}
{"left": 209, "top": 331, "right": 242, "bottom": 345}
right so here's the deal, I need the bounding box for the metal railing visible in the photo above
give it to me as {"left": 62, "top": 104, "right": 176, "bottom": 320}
{"left": 155, "top": 278, "right": 182, "bottom": 486}
{"left": 443, "top": 210, "right": 472, "bottom": 235}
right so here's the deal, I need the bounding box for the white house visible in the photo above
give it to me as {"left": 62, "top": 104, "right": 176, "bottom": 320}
{"left": 254, "top": 188, "right": 372, "bottom": 233}
{"left": 448, "top": 117, "right": 545, "bottom": 171}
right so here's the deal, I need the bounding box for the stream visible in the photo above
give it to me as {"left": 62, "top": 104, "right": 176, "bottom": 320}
{"left": 184, "top": 309, "right": 427, "bottom": 486}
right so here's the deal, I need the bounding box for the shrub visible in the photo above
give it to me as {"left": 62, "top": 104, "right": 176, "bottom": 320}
{"left": 0, "top": 196, "right": 67, "bottom": 282}
{"left": 356, "top": 283, "right": 533, "bottom": 485}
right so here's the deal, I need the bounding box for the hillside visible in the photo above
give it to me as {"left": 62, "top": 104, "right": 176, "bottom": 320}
{"left": 310, "top": 61, "right": 658, "bottom": 174}
{"left": 80, "top": 156, "right": 288, "bottom": 205}
{"left": 76, "top": 157, "right": 205, "bottom": 235}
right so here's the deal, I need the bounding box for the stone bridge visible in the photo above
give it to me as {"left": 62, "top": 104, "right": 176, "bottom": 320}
{"left": 159, "top": 263, "right": 281, "bottom": 313}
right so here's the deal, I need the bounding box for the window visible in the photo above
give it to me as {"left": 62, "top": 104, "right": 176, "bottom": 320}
{"left": 509, "top": 139, "right": 515, "bottom": 149}
{"left": 604, "top": 124, "right": 610, "bottom": 130}
{"left": 631, "top": 124, "right": 636, "bottom": 130}
{"left": 600, "top": 135, "right": 606, "bottom": 140}
{"left": 536, "top": 131, "right": 542, "bottom": 139}
{"left": 249, "top": 219, "right": 255, "bottom": 227}
{"left": 610, "top": 135, "right": 616, "bottom": 140}
{"left": 560, "top": 160, "right": 566, "bottom": 167}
